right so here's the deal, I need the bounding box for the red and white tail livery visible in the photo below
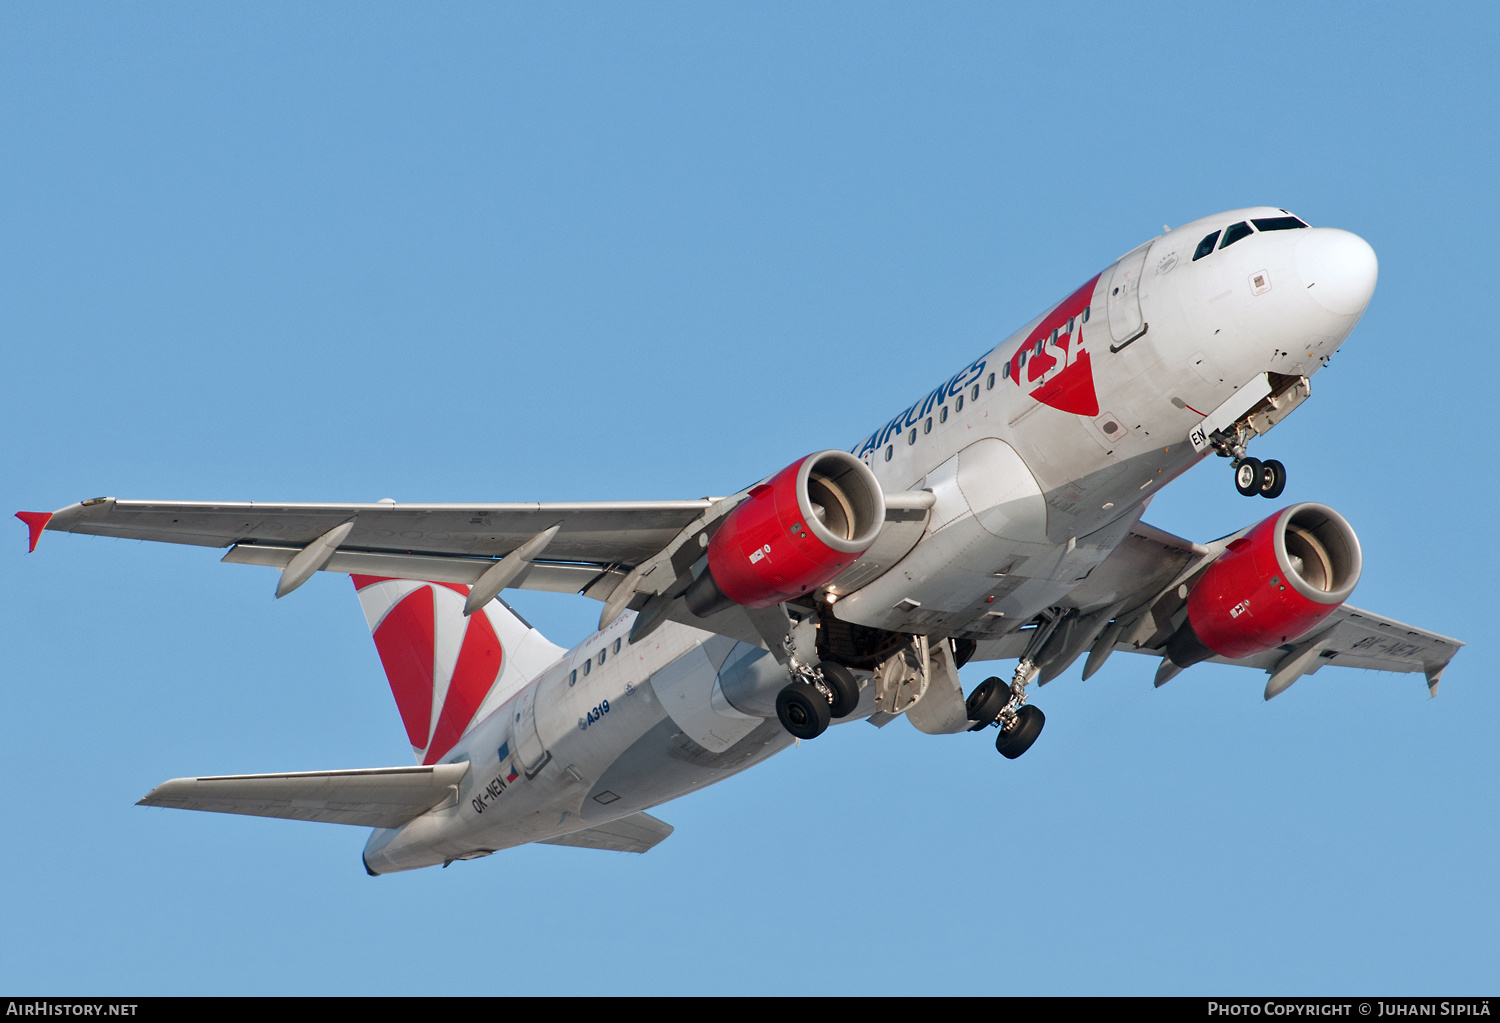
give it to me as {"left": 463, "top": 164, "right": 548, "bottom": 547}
{"left": 352, "top": 576, "right": 563, "bottom": 765}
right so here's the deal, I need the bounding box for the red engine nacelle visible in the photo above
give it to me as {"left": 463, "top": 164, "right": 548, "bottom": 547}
{"left": 1166, "top": 503, "right": 1362, "bottom": 668}
{"left": 685, "top": 451, "right": 884, "bottom": 615}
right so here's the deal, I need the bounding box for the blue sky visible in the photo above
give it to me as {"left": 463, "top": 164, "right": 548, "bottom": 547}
{"left": 2, "top": 2, "right": 1496, "bottom": 995}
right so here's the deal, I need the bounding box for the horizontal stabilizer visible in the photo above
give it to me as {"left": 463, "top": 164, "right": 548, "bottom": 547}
{"left": 537, "top": 812, "right": 674, "bottom": 854}
{"left": 137, "top": 763, "right": 469, "bottom": 829}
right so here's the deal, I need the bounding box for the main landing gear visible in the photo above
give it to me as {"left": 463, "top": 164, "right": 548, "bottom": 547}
{"left": 775, "top": 661, "right": 860, "bottom": 740}
{"left": 965, "top": 659, "right": 1047, "bottom": 759}
{"left": 1232, "top": 456, "right": 1286, "bottom": 499}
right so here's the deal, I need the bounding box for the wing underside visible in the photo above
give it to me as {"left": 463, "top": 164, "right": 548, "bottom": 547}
{"left": 1203, "top": 603, "right": 1461, "bottom": 694}
{"left": 968, "top": 520, "right": 1461, "bottom": 696}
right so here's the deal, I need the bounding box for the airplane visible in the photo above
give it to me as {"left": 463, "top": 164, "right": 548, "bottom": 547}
{"left": 16, "top": 206, "right": 1463, "bottom": 874}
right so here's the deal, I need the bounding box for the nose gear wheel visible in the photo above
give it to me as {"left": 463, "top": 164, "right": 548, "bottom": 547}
{"left": 1234, "top": 457, "right": 1263, "bottom": 496}
{"left": 1258, "top": 459, "right": 1287, "bottom": 498}
{"left": 1233, "top": 456, "right": 1288, "bottom": 498}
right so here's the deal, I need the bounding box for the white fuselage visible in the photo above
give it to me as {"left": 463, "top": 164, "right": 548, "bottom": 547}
{"left": 363, "top": 208, "right": 1377, "bottom": 873}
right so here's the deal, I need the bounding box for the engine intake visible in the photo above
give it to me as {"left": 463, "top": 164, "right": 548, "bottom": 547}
{"left": 1166, "top": 502, "right": 1361, "bottom": 668}
{"left": 686, "top": 451, "right": 884, "bottom": 616}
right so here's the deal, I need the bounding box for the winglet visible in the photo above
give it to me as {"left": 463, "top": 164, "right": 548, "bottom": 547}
{"left": 15, "top": 511, "right": 52, "bottom": 553}
{"left": 1425, "top": 661, "right": 1447, "bottom": 699}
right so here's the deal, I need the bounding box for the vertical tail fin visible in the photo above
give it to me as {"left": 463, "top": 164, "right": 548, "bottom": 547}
{"left": 351, "top": 576, "right": 565, "bottom": 764}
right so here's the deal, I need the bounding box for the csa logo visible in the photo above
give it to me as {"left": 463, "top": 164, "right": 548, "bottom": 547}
{"left": 1000, "top": 274, "right": 1102, "bottom": 418}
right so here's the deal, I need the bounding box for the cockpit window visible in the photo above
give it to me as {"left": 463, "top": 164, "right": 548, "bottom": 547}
{"left": 1219, "top": 221, "right": 1253, "bottom": 249}
{"left": 1252, "top": 216, "right": 1308, "bottom": 231}
{"left": 1193, "top": 231, "right": 1221, "bottom": 261}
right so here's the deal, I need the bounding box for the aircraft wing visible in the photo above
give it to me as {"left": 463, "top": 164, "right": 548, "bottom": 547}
{"left": 25, "top": 488, "right": 928, "bottom": 652}
{"left": 970, "top": 518, "right": 1461, "bottom": 699}
{"left": 1201, "top": 604, "right": 1463, "bottom": 696}
{"left": 25, "top": 495, "right": 721, "bottom": 599}
{"left": 137, "top": 764, "right": 470, "bottom": 829}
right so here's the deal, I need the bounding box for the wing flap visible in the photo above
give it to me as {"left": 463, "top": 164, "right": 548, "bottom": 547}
{"left": 537, "top": 812, "right": 675, "bottom": 854}
{"left": 137, "top": 763, "right": 469, "bottom": 829}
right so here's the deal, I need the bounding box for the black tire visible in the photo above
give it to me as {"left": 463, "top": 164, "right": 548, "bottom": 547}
{"left": 821, "top": 663, "right": 861, "bottom": 719}
{"left": 1234, "top": 457, "right": 1263, "bottom": 497}
{"left": 951, "top": 638, "right": 978, "bottom": 668}
{"left": 965, "top": 676, "right": 1008, "bottom": 730}
{"left": 995, "top": 705, "right": 1045, "bottom": 759}
{"left": 776, "top": 681, "right": 832, "bottom": 739}
{"left": 1259, "top": 458, "right": 1287, "bottom": 499}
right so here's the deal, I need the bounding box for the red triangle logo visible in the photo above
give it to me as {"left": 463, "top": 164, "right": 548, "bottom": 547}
{"left": 1029, "top": 349, "right": 1099, "bottom": 417}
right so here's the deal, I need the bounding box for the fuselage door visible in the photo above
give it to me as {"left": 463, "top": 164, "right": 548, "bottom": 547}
{"left": 1106, "top": 244, "right": 1149, "bottom": 343}
{"left": 513, "top": 682, "right": 551, "bottom": 779}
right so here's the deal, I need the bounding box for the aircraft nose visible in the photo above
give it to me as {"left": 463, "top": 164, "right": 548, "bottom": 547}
{"left": 1295, "top": 228, "right": 1377, "bottom": 316}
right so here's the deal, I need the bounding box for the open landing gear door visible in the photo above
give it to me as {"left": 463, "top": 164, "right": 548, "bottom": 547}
{"left": 866, "top": 635, "right": 971, "bottom": 734}
{"left": 901, "top": 636, "right": 971, "bottom": 734}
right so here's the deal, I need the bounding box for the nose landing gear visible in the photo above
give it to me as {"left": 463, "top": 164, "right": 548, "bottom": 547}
{"left": 1200, "top": 396, "right": 1296, "bottom": 495}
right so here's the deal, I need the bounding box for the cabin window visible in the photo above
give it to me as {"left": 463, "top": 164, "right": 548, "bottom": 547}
{"left": 583, "top": 660, "right": 591, "bottom": 676}
{"left": 613, "top": 638, "right": 622, "bottom": 654}
{"left": 955, "top": 394, "right": 965, "bottom": 412}
{"left": 1002, "top": 362, "right": 1011, "bottom": 380}
{"left": 569, "top": 669, "right": 577, "bottom": 687}
{"left": 924, "top": 416, "right": 932, "bottom": 434}
{"left": 940, "top": 406, "right": 949, "bottom": 423}
{"left": 1219, "top": 221, "right": 1253, "bottom": 249}
{"left": 986, "top": 372, "right": 995, "bottom": 389}
{"left": 1193, "top": 231, "right": 1221, "bottom": 261}
{"left": 884, "top": 445, "right": 893, "bottom": 461}
{"left": 1082, "top": 306, "right": 1090, "bottom": 322}
{"left": 971, "top": 383, "right": 980, "bottom": 401}
{"left": 1252, "top": 216, "right": 1308, "bottom": 231}
{"left": 908, "top": 427, "right": 917, "bottom": 445}
{"left": 598, "top": 649, "right": 606, "bottom": 665}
